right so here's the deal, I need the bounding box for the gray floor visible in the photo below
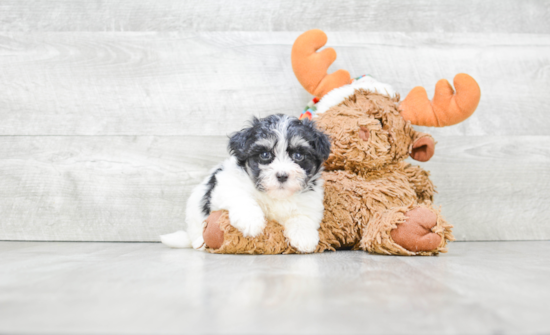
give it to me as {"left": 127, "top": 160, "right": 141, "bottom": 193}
{"left": 1, "top": 241, "right": 549, "bottom": 334}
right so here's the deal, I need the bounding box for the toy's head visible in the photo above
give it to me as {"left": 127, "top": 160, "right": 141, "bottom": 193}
{"left": 291, "top": 30, "right": 481, "bottom": 173}
{"left": 315, "top": 89, "right": 426, "bottom": 173}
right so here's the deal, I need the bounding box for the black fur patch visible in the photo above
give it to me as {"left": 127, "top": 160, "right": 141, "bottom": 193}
{"left": 286, "top": 117, "right": 331, "bottom": 179}
{"left": 201, "top": 167, "right": 222, "bottom": 216}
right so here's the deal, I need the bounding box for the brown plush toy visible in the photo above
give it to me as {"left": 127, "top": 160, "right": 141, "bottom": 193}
{"left": 202, "top": 30, "right": 481, "bottom": 256}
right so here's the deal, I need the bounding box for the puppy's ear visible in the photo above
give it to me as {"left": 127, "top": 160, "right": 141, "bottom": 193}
{"left": 228, "top": 128, "right": 251, "bottom": 162}
{"left": 315, "top": 130, "right": 332, "bottom": 161}
{"left": 304, "top": 119, "right": 331, "bottom": 161}
{"left": 228, "top": 118, "right": 258, "bottom": 164}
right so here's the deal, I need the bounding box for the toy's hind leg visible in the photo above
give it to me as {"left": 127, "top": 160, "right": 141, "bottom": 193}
{"left": 360, "top": 203, "right": 454, "bottom": 256}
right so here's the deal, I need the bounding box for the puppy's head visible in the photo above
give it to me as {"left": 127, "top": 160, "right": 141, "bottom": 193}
{"left": 229, "top": 114, "right": 331, "bottom": 199}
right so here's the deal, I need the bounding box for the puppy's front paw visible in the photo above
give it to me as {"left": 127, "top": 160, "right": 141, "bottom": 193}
{"left": 231, "top": 212, "right": 266, "bottom": 238}
{"left": 286, "top": 227, "right": 319, "bottom": 253}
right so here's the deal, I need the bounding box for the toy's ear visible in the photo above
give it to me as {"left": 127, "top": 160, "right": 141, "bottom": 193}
{"left": 410, "top": 135, "right": 435, "bottom": 162}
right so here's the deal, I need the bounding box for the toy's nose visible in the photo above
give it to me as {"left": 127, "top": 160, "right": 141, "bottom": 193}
{"left": 276, "top": 173, "right": 288, "bottom": 183}
{"left": 359, "top": 126, "right": 369, "bottom": 141}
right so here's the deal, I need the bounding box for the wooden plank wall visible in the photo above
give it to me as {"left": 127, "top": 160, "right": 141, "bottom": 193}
{"left": 0, "top": 0, "right": 549, "bottom": 241}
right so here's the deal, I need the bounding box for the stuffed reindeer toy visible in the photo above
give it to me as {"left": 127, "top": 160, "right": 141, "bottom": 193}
{"left": 197, "top": 29, "right": 481, "bottom": 256}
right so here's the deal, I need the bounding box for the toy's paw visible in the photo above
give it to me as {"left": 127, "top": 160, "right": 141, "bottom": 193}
{"left": 203, "top": 210, "right": 226, "bottom": 249}
{"left": 285, "top": 226, "right": 319, "bottom": 253}
{"left": 390, "top": 207, "right": 441, "bottom": 252}
{"left": 231, "top": 210, "right": 266, "bottom": 238}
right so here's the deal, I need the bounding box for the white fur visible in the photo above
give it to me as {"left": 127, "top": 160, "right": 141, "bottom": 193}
{"left": 210, "top": 157, "right": 267, "bottom": 238}
{"left": 254, "top": 178, "right": 324, "bottom": 253}
{"left": 258, "top": 159, "right": 305, "bottom": 199}
{"left": 160, "top": 230, "right": 192, "bottom": 248}
{"left": 290, "top": 136, "right": 311, "bottom": 148}
{"left": 315, "top": 76, "right": 396, "bottom": 115}
{"left": 161, "top": 156, "right": 324, "bottom": 253}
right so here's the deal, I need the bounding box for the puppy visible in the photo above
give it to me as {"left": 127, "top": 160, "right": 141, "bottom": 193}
{"left": 161, "top": 114, "right": 331, "bottom": 253}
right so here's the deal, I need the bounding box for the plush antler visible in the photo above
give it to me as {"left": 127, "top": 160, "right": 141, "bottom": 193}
{"left": 291, "top": 29, "right": 351, "bottom": 98}
{"left": 399, "top": 73, "right": 481, "bottom": 127}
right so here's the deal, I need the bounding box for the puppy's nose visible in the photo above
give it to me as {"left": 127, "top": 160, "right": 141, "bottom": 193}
{"left": 276, "top": 173, "right": 289, "bottom": 183}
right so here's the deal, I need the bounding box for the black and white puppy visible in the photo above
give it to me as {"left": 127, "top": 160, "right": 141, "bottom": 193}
{"left": 161, "top": 114, "right": 331, "bottom": 253}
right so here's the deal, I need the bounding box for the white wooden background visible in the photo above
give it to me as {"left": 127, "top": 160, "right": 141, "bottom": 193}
{"left": 0, "top": 0, "right": 549, "bottom": 241}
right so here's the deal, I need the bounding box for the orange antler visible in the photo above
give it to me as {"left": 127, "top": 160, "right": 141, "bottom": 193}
{"left": 399, "top": 73, "right": 481, "bottom": 127}
{"left": 291, "top": 29, "right": 351, "bottom": 98}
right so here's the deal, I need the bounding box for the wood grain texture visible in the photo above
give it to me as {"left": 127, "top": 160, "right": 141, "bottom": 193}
{"left": 0, "top": 32, "right": 549, "bottom": 136}
{"left": 0, "top": 136, "right": 228, "bottom": 241}
{"left": 0, "top": 0, "right": 549, "bottom": 33}
{"left": 0, "top": 2, "right": 548, "bottom": 242}
{"left": 1, "top": 241, "right": 549, "bottom": 334}
{"left": 1, "top": 135, "right": 548, "bottom": 242}
{"left": 415, "top": 136, "right": 550, "bottom": 241}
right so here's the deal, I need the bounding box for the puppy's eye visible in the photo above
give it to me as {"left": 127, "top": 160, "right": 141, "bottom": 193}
{"left": 292, "top": 152, "right": 304, "bottom": 162}
{"left": 376, "top": 118, "right": 383, "bottom": 126}
{"left": 259, "top": 152, "right": 272, "bottom": 160}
